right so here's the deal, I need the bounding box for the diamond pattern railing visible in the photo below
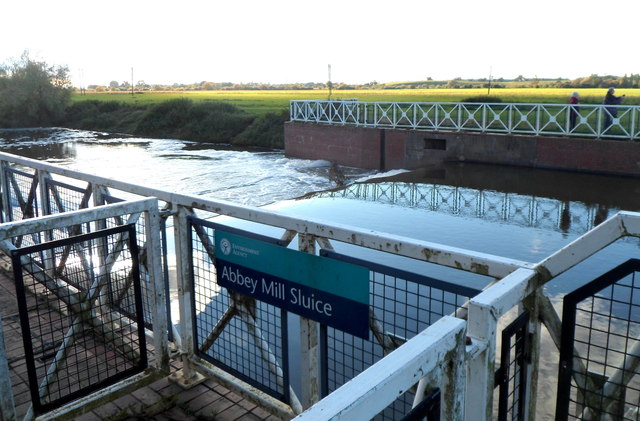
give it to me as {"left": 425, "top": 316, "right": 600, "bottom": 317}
{"left": 290, "top": 100, "right": 640, "bottom": 140}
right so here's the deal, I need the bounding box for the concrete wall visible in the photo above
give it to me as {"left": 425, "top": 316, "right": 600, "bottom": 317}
{"left": 284, "top": 121, "right": 640, "bottom": 177}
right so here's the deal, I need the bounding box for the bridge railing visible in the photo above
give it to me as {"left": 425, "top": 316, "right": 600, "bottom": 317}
{"left": 294, "top": 211, "right": 640, "bottom": 420}
{"left": 1, "top": 151, "right": 639, "bottom": 420}
{"left": 290, "top": 100, "right": 640, "bottom": 140}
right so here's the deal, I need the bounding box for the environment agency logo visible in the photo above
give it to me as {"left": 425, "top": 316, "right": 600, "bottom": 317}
{"left": 220, "top": 238, "right": 232, "bottom": 256}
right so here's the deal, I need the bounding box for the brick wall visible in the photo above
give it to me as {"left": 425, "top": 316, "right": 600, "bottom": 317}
{"left": 284, "top": 122, "right": 640, "bottom": 177}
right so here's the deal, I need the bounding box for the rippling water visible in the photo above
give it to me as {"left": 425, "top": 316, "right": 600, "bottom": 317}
{"left": 0, "top": 128, "right": 376, "bottom": 206}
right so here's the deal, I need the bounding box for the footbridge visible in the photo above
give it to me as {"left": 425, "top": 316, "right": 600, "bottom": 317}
{"left": 285, "top": 100, "right": 640, "bottom": 176}
{"left": 0, "top": 151, "right": 639, "bottom": 421}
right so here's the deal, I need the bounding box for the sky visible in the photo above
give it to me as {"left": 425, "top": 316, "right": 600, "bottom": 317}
{"left": 3, "top": 0, "right": 638, "bottom": 87}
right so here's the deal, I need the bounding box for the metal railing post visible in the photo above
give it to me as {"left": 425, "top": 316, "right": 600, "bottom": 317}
{"left": 0, "top": 161, "right": 10, "bottom": 223}
{"left": 298, "top": 233, "right": 320, "bottom": 408}
{"left": 363, "top": 102, "right": 368, "bottom": 126}
{"left": 465, "top": 300, "right": 498, "bottom": 421}
{"left": 442, "top": 322, "right": 467, "bottom": 420}
{"left": 392, "top": 103, "right": 397, "bottom": 128}
{"left": 631, "top": 107, "right": 636, "bottom": 140}
{"left": 36, "top": 170, "right": 50, "bottom": 219}
{"left": 509, "top": 104, "right": 514, "bottom": 134}
{"left": 35, "top": 170, "right": 57, "bottom": 288}
{"left": 374, "top": 103, "right": 378, "bottom": 127}
{"left": 144, "top": 199, "right": 170, "bottom": 373}
{"left": 522, "top": 289, "right": 543, "bottom": 421}
{"left": 482, "top": 104, "right": 487, "bottom": 132}
{"left": 170, "top": 205, "right": 205, "bottom": 387}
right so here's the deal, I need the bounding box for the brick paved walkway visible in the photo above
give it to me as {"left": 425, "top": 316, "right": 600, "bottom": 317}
{"left": 73, "top": 374, "right": 281, "bottom": 421}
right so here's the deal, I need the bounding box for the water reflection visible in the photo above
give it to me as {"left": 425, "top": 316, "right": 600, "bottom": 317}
{"left": 318, "top": 182, "right": 619, "bottom": 236}
{"left": 313, "top": 162, "right": 639, "bottom": 239}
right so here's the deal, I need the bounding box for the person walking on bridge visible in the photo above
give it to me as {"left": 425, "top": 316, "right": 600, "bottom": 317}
{"left": 569, "top": 91, "right": 580, "bottom": 131}
{"left": 603, "top": 87, "right": 625, "bottom": 132}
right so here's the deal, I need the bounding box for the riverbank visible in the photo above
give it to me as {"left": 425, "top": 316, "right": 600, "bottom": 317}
{"left": 50, "top": 87, "right": 640, "bottom": 150}
{"left": 63, "top": 99, "right": 288, "bottom": 148}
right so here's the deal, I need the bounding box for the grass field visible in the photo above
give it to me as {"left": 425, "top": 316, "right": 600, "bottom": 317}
{"left": 72, "top": 88, "right": 640, "bottom": 116}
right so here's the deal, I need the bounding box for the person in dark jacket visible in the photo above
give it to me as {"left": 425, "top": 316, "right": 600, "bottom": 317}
{"left": 569, "top": 91, "right": 580, "bottom": 130}
{"left": 603, "top": 88, "right": 625, "bottom": 131}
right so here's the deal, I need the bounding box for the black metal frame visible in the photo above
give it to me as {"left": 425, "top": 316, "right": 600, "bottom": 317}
{"left": 44, "top": 178, "right": 92, "bottom": 246}
{"left": 11, "top": 224, "right": 148, "bottom": 415}
{"left": 320, "top": 249, "right": 480, "bottom": 420}
{"left": 188, "top": 217, "right": 290, "bottom": 403}
{"left": 102, "top": 193, "right": 172, "bottom": 337}
{"left": 400, "top": 388, "right": 441, "bottom": 421}
{"left": 556, "top": 258, "right": 640, "bottom": 421}
{"left": 320, "top": 249, "right": 481, "bottom": 299}
{"left": 44, "top": 178, "right": 91, "bottom": 214}
{"left": 495, "top": 310, "right": 530, "bottom": 421}
{"left": 4, "top": 167, "right": 39, "bottom": 222}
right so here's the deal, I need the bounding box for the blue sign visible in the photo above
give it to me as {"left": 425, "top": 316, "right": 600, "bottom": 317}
{"left": 214, "top": 229, "right": 370, "bottom": 339}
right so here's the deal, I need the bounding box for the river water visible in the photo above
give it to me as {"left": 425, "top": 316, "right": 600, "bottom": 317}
{"left": 0, "top": 128, "right": 379, "bottom": 206}
{"left": 1, "top": 128, "right": 639, "bottom": 419}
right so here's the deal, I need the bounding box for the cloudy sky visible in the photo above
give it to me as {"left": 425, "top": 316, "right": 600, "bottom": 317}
{"left": 3, "top": 0, "right": 638, "bottom": 86}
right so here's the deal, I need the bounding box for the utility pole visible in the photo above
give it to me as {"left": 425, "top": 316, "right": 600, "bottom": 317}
{"left": 487, "top": 66, "right": 492, "bottom": 96}
{"left": 328, "top": 64, "right": 332, "bottom": 100}
{"left": 79, "top": 68, "right": 85, "bottom": 95}
{"left": 131, "top": 67, "right": 134, "bottom": 97}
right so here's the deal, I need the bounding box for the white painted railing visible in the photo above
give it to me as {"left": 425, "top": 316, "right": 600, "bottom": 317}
{"left": 294, "top": 316, "right": 467, "bottom": 420}
{"left": 1, "top": 151, "right": 639, "bottom": 420}
{"left": 294, "top": 212, "right": 640, "bottom": 420}
{"left": 290, "top": 100, "right": 640, "bottom": 140}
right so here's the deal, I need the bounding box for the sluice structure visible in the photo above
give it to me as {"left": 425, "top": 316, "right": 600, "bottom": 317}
{"left": 285, "top": 100, "right": 640, "bottom": 176}
{"left": 0, "top": 151, "right": 638, "bottom": 420}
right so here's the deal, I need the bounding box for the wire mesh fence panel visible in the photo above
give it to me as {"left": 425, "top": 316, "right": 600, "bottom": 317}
{"left": 557, "top": 259, "right": 640, "bottom": 421}
{"left": 45, "top": 178, "right": 92, "bottom": 240}
{"left": 4, "top": 168, "right": 42, "bottom": 249}
{"left": 44, "top": 179, "right": 95, "bottom": 290}
{"left": 4, "top": 168, "right": 39, "bottom": 222}
{"left": 321, "top": 251, "right": 479, "bottom": 421}
{"left": 495, "top": 311, "right": 529, "bottom": 421}
{"left": 189, "top": 217, "right": 289, "bottom": 402}
{"left": 100, "top": 194, "right": 158, "bottom": 331}
{"left": 45, "top": 179, "right": 91, "bottom": 215}
{"left": 11, "top": 224, "right": 147, "bottom": 416}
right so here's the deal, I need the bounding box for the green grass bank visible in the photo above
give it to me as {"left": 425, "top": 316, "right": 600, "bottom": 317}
{"left": 66, "top": 88, "right": 640, "bottom": 148}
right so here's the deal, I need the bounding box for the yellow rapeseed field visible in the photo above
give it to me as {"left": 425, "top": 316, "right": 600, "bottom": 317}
{"left": 73, "top": 88, "right": 640, "bottom": 116}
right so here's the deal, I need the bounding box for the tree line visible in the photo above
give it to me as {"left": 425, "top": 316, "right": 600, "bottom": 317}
{"left": 2, "top": 53, "right": 639, "bottom": 131}
{"left": 0, "top": 53, "right": 286, "bottom": 147}
{"left": 90, "top": 74, "right": 640, "bottom": 93}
